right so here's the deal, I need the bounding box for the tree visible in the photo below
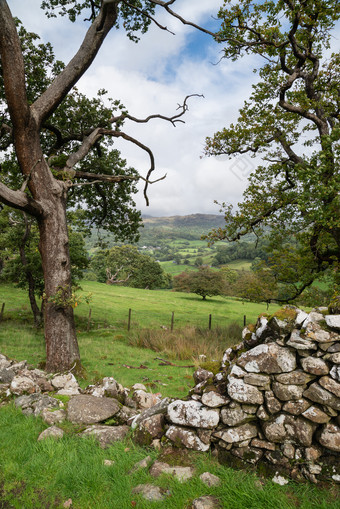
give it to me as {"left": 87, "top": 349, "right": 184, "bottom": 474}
{"left": 174, "top": 267, "right": 225, "bottom": 300}
{"left": 0, "top": 1, "right": 213, "bottom": 371}
{"left": 105, "top": 245, "right": 169, "bottom": 289}
{"left": 205, "top": 0, "right": 340, "bottom": 301}
{"left": 0, "top": 206, "right": 89, "bottom": 327}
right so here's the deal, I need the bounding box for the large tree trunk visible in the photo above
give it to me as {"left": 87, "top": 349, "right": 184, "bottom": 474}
{"left": 38, "top": 184, "right": 80, "bottom": 373}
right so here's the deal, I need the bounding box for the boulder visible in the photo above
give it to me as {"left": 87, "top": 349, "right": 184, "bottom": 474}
{"left": 272, "top": 381, "right": 305, "bottom": 401}
{"left": 167, "top": 400, "right": 219, "bottom": 429}
{"left": 131, "top": 484, "right": 167, "bottom": 502}
{"left": 227, "top": 378, "right": 264, "bottom": 405}
{"left": 201, "top": 391, "right": 230, "bottom": 408}
{"left": 38, "top": 426, "right": 64, "bottom": 441}
{"left": 193, "top": 367, "right": 214, "bottom": 385}
{"left": 317, "top": 423, "right": 340, "bottom": 452}
{"left": 165, "top": 425, "right": 210, "bottom": 452}
{"left": 67, "top": 395, "right": 120, "bottom": 424}
{"left": 300, "top": 357, "right": 329, "bottom": 376}
{"left": 192, "top": 496, "right": 221, "bottom": 509}
{"left": 15, "top": 394, "right": 60, "bottom": 416}
{"left": 81, "top": 425, "right": 129, "bottom": 448}
{"left": 264, "top": 390, "right": 282, "bottom": 414}
{"left": 10, "top": 375, "right": 37, "bottom": 395}
{"left": 149, "top": 461, "right": 195, "bottom": 482}
{"left": 213, "top": 423, "right": 258, "bottom": 444}
{"left": 199, "top": 472, "right": 221, "bottom": 487}
{"left": 262, "top": 414, "right": 315, "bottom": 446}
{"left": 318, "top": 376, "right": 340, "bottom": 398}
{"left": 325, "top": 315, "right": 340, "bottom": 331}
{"left": 237, "top": 343, "right": 296, "bottom": 374}
{"left": 303, "top": 383, "right": 340, "bottom": 411}
{"left": 221, "top": 404, "right": 254, "bottom": 427}
{"left": 302, "top": 406, "right": 331, "bottom": 424}
{"left": 132, "top": 390, "right": 161, "bottom": 410}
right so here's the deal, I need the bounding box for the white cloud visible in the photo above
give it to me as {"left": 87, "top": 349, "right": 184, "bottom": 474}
{"left": 8, "top": 0, "right": 260, "bottom": 217}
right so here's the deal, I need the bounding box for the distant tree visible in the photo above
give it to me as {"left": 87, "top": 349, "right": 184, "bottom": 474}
{"left": 174, "top": 267, "right": 225, "bottom": 300}
{"left": 194, "top": 256, "right": 204, "bottom": 267}
{"left": 205, "top": 0, "right": 340, "bottom": 300}
{"left": 105, "top": 245, "right": 169, "bottom": 289}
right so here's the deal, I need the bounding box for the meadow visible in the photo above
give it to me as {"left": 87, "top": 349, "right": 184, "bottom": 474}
{"left": 1, "top": 282, "right": 339, "bottom": 508}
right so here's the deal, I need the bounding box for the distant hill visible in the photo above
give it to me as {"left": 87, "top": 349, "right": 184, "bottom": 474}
{"left": 141, "top": 214, "right": 225, "bottom": 234}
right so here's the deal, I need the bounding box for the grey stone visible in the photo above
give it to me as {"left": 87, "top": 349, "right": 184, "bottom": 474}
{"left": 318, "top": 423, "right": 340, "bottom": 452}
{"left": 38, "top": 426, "right": 64, "bottom": 441}
{"left": 319, "top": 376, "right": 340, "bottom": 398}
{"left": 282, "top": 399, "right": 311, "bottom": 415}
{"left": 193, "top": 367, "right": 214, "bottom": 385}
{"left": 165, "top": 425, "right": 210, "bottom": 452}
{"left": 305, "top": 322, "right": 331, "bottom": 343}
{"left": 328, "top": 343, "right": 340, "bottom": 353}
{"left": 256, "top": 405, "right": 270, "bottom": 421}
{"left": 328, "top": 353, "right": 340, "bottom": 364}
{"left": 243, "top": 373, "right": 270, "bottom": 389}
{"left": 262, "top": 414, "right": 315, "bottom": 446}
{"left": 330, "top": 365, "right": 340, "bottom": 382}
{"left": 137, "top": 413, "right": 165, "bottom": 439}
{"left": 275, "top": 370, "right": 315, "bottom": 385}
{"left": 199, "top": 472, "right": 221, "bottom": 487}
{"left": 286, "top": 330, "right": 317, "bottom": 351}
{"left": 10, "top": 375, "right": 36, "bottom": 395}
{"left": 192, "top": 496, "right": 221, "bottom": 509}
{"left": 81, "top": 425, "right": 129, "bottom": 448}
{"left": 149, "top": 461, "right": 195, "bottom": 482}
{"left": 130, "top": 397, "right": 171, "bottom": 429}
{"left": 131, "top": 484, "right": 166, "bottom": 501}
{"left": 264, "top": 390, "right": 282, "bottom": 414}
{"left": 227, "top": 377, "right": 264, "bottom": 405}
{"left": 130, "top": 455, "right": 153, "bottom": 473}
{"left": 15, "top": 394, "right": 60, "bottom": 416}
{"left": 167, "top": 400, "right": 219, "bottom": 429}
{"left": 132, "top": 390, "right": 161, "bottom": 409}
{"left": 272, "top": 382, "right": 305, "bottom": 401}
{"left": 201, "top": 391, "right": 230, "bottom": 408}
{"left": 0, "top": 368, "right": 14, "bottom": 383}
{"left": 214, "top": 423, "right": 258, "bottom": 444}
{"left": 251, "top": 438, "right": 276, "bottom": 451}
{"left": 325, "top": 315, "right": 340, "bottom": 331}
{"left": 67, "top": 395, "right": 120, "bottom": 424}
{"left": 221, "top": 404, "right": 254, "bottom": 426}
{"left": 302, "top": 406, "right": 331, "bottom": 424}
{"left": 41, "top": 408, "right": 66, "bottom": 425}
{"left": 237, "top": 343, "right": 296, "bottom": 373}
{"left": 300, "top": 357, "right": 329, "bottom": 375}
{"left": 51, "top": 373, "right": 77, "bottom": 390}
{"left": 303, "top": 383, "right": 340, "bottom": 411}
{"left": 231, "top": 446, "right": 263, "bottom": 464}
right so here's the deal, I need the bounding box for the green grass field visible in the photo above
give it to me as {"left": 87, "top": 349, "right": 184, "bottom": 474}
{"left": 1, "top": 283, "right": 339, "bottom": 508}
{"left": 0, "top": 282, "right": 278, "bottom": 397}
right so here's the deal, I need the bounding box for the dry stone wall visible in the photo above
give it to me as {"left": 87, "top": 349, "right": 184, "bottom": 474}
{"left": 135, "top": 306, "right": 340, "bottom": 484}
{"left": 1, "top": 304, "right": 340, "bottom": 485}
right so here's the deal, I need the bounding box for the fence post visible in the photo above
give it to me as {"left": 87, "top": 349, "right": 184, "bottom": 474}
{"left": 128, "top": 308, "right": 132, "bottom": 331}
{"left": 171, "top": 311, "right": 174, "bottom": 332}
{"left": 243, "top": 314, "right": 247, "bottom": 327}
{"left": 208, "top": 314, "right": 212, "bottom": 330}
{"left": 86, "top": 308, "right": 92, "bottom": 332}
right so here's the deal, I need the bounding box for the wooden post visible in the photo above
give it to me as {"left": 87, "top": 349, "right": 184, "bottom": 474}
{"left": 128, "top": 308, "right": 132, "bottom": 331}
{"left": 0, "top": 303, "right": 4, "bottom": 322}
{"left": 208, "top": 314, "right": 212, "bottom": 330}
{"left": 171, "top": 311, "right": 174, "bottom": 331}
{"left": 86, "top": 308, "right": 92, "bottom": 332}
{"left": 243, "top": 315, "right": 246, "bottom": 327}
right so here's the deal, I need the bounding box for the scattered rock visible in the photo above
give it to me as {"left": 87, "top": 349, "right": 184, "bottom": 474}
{"left": 149, "top": 460, "right": 195, "bottom": 482}
{"left": 81, "top": 425, "right": 130, "bottom": 448}
{"left": 67, "top": 395, "right": 120, "bottom": 424}
{"left": 191, "top": 495, "right": 221, "bottom": 509}
{"left": 199, "top": 472, "right": 221, "bottom": 486}
{"left": 131, "top": 484, "right": 167, "bottom": 501}
{"left": 38, "top": 426, "right": 64, "bottom": 441}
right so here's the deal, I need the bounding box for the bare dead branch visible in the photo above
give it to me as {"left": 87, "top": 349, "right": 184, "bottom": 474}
{"left": 121, "top": 0, "right": 175, "bottom": 35}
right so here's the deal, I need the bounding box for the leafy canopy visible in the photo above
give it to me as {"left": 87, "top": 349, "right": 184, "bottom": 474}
{"left": 205, "top": 0, "right": 340, "bottom": 300}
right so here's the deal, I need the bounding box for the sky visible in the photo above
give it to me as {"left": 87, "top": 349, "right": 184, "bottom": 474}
{"left": 9, "top": 0, "right": 264, "bottom": 217}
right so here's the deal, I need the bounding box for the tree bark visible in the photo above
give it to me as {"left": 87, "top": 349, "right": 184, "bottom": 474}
{"left": 37, "top": 180, "right": 80, "bottom": 372}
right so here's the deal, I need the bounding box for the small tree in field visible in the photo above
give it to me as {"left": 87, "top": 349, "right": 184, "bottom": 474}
{"left": 174, "top": 267, "right": 225, "bottom": 300}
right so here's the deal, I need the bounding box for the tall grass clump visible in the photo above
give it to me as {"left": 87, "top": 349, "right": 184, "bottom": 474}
{"left": 128, "top": 322, "right": 242, "bottom": 361}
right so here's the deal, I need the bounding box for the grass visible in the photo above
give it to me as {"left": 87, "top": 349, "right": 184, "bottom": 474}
{"left": 0, "top": 283, "right": 339, "bottom": 508}
{"left": 0, "top": 404, "right": 339, "bottom": 509}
